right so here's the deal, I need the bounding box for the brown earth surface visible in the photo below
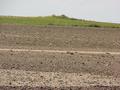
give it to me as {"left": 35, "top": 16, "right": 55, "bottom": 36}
{"left": 0, "top": 86, "right": 120, "bottom": 90}
{"left": 0, "top": 24, "right": 120, "bottom": 90}
{"left": 0, "top": 50, "right": 120, "bottom": 77}
{"left": 0, "top": 24, "right": 120, "bottom": 51}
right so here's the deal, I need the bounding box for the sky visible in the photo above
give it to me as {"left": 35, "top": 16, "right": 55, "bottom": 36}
{"left": 0, "top": 0, "right": 120, "bottom": 23}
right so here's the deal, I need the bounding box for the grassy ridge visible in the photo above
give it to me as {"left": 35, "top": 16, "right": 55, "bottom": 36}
{"left": 0, "top": 15, "right": 120, "bottom": 28}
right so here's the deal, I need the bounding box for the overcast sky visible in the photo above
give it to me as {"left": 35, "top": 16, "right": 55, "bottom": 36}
{"left": 0, "top": 0, "right": 120, "bottom": 23}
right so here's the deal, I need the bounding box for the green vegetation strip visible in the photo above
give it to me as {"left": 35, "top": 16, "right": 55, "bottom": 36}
{"left": 0, "top": 15, "right": 120, "bottom": 28}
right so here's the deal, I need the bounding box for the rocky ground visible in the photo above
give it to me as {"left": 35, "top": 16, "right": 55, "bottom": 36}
{"left": 0, "top": 24, "right": 120, "bottom": 90}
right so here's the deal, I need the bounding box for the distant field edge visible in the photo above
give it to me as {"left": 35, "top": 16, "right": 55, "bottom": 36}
{"left": 0, "top": 16, "right": 120, "bottom": 28}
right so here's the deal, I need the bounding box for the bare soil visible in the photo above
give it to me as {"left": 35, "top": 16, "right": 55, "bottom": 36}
{"left": 0, "top": 24, "right": 120, "bottom": 51}
{"left": 0, "top": 86, "right": 120, "bottom": 90}
{"left": 0, "top": 50, "right": 120, "bottom": 77}
{"left": 0, "top": 24, "right": 120, "bottom": 90}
